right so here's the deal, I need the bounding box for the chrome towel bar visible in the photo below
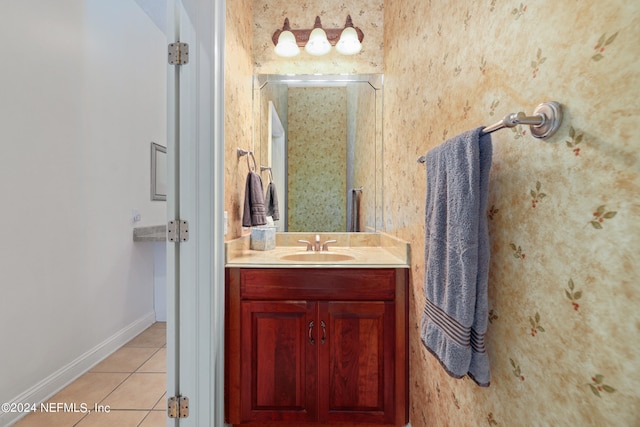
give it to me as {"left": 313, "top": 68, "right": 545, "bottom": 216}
{"left": 417, "top": 101, "right": 562, "bottom": 163}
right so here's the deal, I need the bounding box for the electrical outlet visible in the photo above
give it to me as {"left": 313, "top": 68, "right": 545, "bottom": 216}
{"left": 132, "top": 209, "right": 141, "bottom": 223}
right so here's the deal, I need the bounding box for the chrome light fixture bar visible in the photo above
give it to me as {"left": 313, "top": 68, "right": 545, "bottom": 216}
{"left": 272, "top": 15, "right": 364, "bottom": 57}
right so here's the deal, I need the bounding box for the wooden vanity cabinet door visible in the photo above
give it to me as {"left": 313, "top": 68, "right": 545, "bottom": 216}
{"left": 226, "top": 267, "right": 409, "bottom": 426}
{"left": 318, "top": 301, "right": 395, "bottom": 425}
{"left": 240, "top": 301, "right": 318, "bottom": 424}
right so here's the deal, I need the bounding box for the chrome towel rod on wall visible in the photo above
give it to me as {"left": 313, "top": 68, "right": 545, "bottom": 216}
{"left": 417, "top": 101, "right": 563, "bottom": 164}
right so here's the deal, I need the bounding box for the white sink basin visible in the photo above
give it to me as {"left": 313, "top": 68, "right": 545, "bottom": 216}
{"left": 279, "top": 252, "right": 356, "bottom": 262}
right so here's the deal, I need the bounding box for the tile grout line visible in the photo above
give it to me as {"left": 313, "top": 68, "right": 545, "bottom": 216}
{"left": 78, "top": 325, "right": 166, "bottom": 425}
{"left": 15, "top": 323, "right": 166, "bottom": 427}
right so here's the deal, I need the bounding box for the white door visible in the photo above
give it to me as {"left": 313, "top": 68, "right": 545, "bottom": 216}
{"left": 166, "top": 0, "right": 226, "bottom": 425}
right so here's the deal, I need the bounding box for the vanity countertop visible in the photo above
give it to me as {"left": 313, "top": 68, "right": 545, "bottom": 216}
{"left": 225, "top": 232, "right": 410, "bottom": 268}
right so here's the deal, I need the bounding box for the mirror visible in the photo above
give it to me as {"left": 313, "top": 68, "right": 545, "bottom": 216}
{"left": 253, "top": 74, "right": 383, "bottom": 233}
{"left": 150, "top": 142, "right": 166, "bottom": 201}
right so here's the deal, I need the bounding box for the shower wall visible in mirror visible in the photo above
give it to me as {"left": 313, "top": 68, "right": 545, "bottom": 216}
{"left": 253, "top": 74, "right": 383, "bottom": 233}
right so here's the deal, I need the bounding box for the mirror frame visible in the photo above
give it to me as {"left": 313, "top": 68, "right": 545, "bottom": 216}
{"left": 253, "top": 74, "right": 384, "bottom": 232}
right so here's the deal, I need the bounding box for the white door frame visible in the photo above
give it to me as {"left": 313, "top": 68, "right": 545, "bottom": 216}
{"left": 166, "top": 0, "right": 225, "bottom": 425}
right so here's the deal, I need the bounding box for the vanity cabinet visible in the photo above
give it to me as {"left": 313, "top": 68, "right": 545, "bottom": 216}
{"left": 225, "top": 268, "right": 409, "bottom": 426}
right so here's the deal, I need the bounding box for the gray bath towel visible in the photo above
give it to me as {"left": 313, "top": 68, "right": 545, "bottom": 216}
{"left": 242, "top": 172, "right": 267, "bottom": 227}
{"left": 420, "top": 126, "right": 492, "bottom": 387}
{"left": 265, "top": 181, "right": 279, "bottom": 221}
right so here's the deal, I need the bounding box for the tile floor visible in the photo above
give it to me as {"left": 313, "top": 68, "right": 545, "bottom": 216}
{"left": 13, "top": 322, "right": 167, "bottom": 427}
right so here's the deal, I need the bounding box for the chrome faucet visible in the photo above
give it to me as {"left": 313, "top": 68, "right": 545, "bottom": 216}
{"left": 297, "top": 239, "right": 313, "bottom": 251}
{"left": 297, "top": 235, "right": 337, "bottom": 252}
{"left": 321, "top": 239, "right": 337, "bottom": 251}
{"left": 296, "top": 235, "right": 320, "bottom": 252}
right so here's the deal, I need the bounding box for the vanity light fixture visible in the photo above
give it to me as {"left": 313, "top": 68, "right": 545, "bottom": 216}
{"left": 272, "top": 15, "right": 364, "bottom": 57}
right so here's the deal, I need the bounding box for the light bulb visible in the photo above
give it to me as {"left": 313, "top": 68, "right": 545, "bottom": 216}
{"left": 274, "top": 30, "right": 300, "bottom": 57}
{"left": 336, "top": 27, "right": 362, "bottom": 55}
{"left": 305, "top": 27, "right": 331, "bottom": 56}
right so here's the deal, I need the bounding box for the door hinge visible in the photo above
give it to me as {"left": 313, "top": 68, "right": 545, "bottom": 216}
{"left": 168, "top": 220, "right": 189, "bottom": 242}
{"left": 168, "top": 42, "right": 189, "bottom": 65}
{"left": 167, "top": 396, "right": 189, "bottom": 419}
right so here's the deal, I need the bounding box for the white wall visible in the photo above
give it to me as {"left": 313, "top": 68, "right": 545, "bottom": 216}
{"left": 0, "top": 0, "right": 166, "bottom": 410}
{"left": 153, "top": 243, "right": 167, "bottom": 322}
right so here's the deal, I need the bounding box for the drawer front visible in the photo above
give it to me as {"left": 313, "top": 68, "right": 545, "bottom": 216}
{"left": 240, "top": 268, "right": 397, "bottom": 301}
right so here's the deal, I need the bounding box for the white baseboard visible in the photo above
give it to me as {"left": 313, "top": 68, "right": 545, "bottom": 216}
{"left": 1, "top": 312, "right": 156, "bottom": 427}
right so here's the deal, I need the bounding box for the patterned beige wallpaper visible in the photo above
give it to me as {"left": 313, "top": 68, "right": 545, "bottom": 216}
{"left": 288, "top": 87, "right": 347, "bottom": 231}
{"left": 229, "top": 1, "right": 384, "bottom": 239}
{"left": 252, "top": 0, "right": 384, "bottom": 75}
{"left": 225, "top": 0, "right": 254, "bottom": 240}
{"left": 227, "top": 1, "right": 639, "bottom": 424}
{"left": 383, "top": 1, "right": 640, "bottom": 426}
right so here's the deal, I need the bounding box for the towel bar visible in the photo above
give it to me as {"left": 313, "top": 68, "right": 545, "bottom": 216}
{"left": 237, "top": 147, "right": 257, "bottom": 171}
{"left": 260, "top": 165, "right": 273, "bottom": 182}
{"left": 417, "top": 101, "right": 563, "bottom": 163}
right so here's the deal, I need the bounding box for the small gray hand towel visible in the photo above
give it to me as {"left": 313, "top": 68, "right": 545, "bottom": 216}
{"left": 265, "top": 181, "right": 280, "bottom": 221}
{"left": 420, "top": 126, "right": 492, "bottom": 387}
{"left": 242, "top": 172, "right": 267, "bottom": 227}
